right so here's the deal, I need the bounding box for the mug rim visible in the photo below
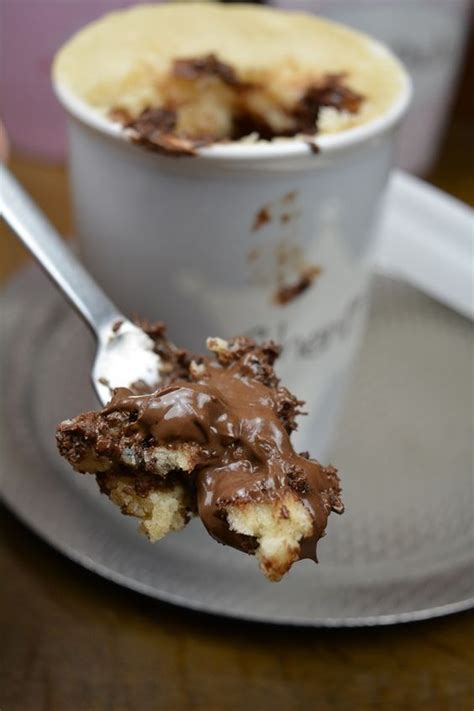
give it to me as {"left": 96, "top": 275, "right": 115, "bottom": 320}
{"left": 53, "top": 56, "right": 412, "bottom": 162}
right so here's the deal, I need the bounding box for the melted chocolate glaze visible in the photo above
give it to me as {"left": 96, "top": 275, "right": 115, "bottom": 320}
{"left": 102, "top": 340, "right": 343, "bottom": 560}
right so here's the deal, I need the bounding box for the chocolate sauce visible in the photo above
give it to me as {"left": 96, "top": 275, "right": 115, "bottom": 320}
{"left": 103, "top": 348, "right": 343, "bottom": 560}
{"left": 124, "top": 107, "right": 212, "bottom": 156}
{"left": 292, "top": 74, "right": 363, "bottom": 133}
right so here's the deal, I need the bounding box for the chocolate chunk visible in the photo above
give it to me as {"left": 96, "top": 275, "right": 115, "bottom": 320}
{"left": 292, "top": 74, "right": 363, "bottom": 135}
{"left": 123, "top": 107, "right": 211, "bottom": 156}
{"left": 173, "top": 53, "right": 248, "bottom": 87}
{"left": 127, "top": 107, "right": 177, "bottom": 135}
{"left": 286, "top": 466, "right": 311, "bottom": 496}
{"left": 252, "top": 206, "right": 271, "bottom": 231}
{"left": 231, "top": 110, "right": 283, "bottom": 141}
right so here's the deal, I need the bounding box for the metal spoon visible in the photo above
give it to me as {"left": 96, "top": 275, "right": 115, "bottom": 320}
{"left": 0, "top": 164, "right": 162, "bottom": 405}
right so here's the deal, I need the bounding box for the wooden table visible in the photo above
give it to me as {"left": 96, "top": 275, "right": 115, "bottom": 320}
{"left": 1, "top": 101, "right": 473, "bottom": 711}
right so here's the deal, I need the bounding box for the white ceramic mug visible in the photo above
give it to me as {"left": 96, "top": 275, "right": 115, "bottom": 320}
{"left": 54, "top": 58, "right": 410, "bottom": 459}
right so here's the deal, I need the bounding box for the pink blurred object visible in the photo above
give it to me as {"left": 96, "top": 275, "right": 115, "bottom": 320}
{"left": 0, "top": 121, "right": 9, "bottom": 162}
{"left": 0, "top": 0, "right": 159, "bottom": 161}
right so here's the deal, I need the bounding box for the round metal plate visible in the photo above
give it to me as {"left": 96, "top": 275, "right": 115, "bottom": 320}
{"left": 1, "top": 219, "right": 473, "bottom": 626}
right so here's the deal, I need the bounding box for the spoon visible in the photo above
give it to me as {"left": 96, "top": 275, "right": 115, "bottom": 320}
{"left": 0, "top": 164, "right": 162, "bottom": 405}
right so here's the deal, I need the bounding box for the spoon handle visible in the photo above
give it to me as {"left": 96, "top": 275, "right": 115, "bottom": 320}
{"left": 0, "top": 164, "right": 121, "bottom": 335}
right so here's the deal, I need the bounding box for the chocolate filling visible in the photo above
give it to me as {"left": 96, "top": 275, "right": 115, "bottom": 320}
{"left": 115, "top": 54, "right": 364, "bottom": 155}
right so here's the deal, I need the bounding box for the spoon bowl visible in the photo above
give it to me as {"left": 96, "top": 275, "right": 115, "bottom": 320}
{"left": 0, "top": 164, "right": 162, "bottom": 405}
